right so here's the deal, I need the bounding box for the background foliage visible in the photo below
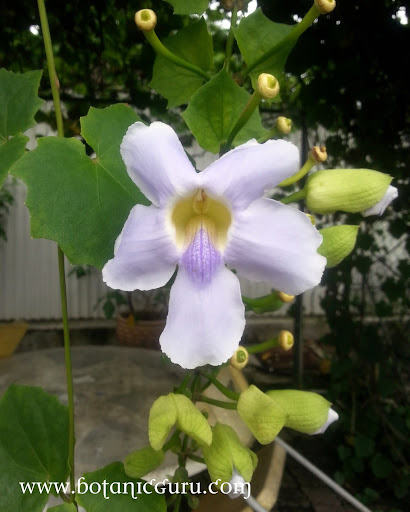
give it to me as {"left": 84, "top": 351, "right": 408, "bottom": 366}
{"left": 1, "top": 0, "right": 409, "bottom": 509}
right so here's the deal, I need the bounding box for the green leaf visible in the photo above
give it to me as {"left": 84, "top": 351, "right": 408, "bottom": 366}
{"left": 48, "top": 504, "right": 77, "bottom": 512}
{"left": 163, "top": 0, "right": 209, "bottom": 15}
{"left": 182, "top": 69, "right": 266, "bottom": 153}
{"left": 150, "top": 19, "right": 213, "bottom": 108}
{"left": 76, "top": 462, "right": 166, "bottom": 512}
{"left": 0, "top": 68, "right": 44, "bottom": 140}
{"left": 124, "top": 446, "right": 165, "bottom": 479}
{"left": 234, "top": 9, "right": 295, "bottom": 91}
{"left": 354, "top": 435, "right": 375, "bottom": 458}
{"left": 11, "top": 104, "right": 149, "bottom": 269}
{"left": 0, "top": 133, "right": 28, "bottom": 187}
{"left": 371, "top": 453, "right": 393, "bottom": 479}
{"left": 0, "top": 385, "right": 69, "bottom": 512}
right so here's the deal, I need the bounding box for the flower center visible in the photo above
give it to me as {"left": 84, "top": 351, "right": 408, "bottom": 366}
{"left": 170, "top": 189, "right": 232, "bottom": 285}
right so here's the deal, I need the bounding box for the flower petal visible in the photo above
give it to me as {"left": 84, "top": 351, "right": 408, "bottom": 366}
{"left": 312, "top": 408, "right": 339, "bottom": 435}
{"left": 200, "top": 139, "right": 299, "bottom": 211}
{"left": 102, "top": 204, "right": 178, "bottom": 291}
{"left": 120, "top": 121, "right": 199, "bottom": 207}
{"left": 224, "top": 198, "right": 326, "bottom": 295}
{"left": 362, "top": 185, "right": 398, "bottom": 217}
{"left": 160, "top": 266, "right": 245, "bottom": 369}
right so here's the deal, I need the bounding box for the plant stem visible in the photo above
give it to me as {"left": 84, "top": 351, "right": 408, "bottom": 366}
{"left": 246, "top": 338, "right": 280, "bottom": 354}
{"left": 197, "top": 395, "right": 237, "bottom": 410}
{"left": 280, "top": 188, "right": 306, "bottom": 205}
{"left": 257, "top": 126, "right": 280, "bottom": 144}
{"left": 144, "top": 30, "right": 210, "bottom": 81}
{"left": 221, "top": 90, "right": 262, "bottom": 153}
{"left": 279, "top": 156, "right": 315, "bottom": 187}
{"left": 224, "top": 5, "right": 238, "bottom": 73}
{"left": 240, "top": 5, "right": 320, "bottom": 81}
{"left": 187, "top": 454, "right": 206, "bottom": 464}
{"left": 201, "top": 372, "right": 240, "bottom": 401}
{"left": 37, "top": 0, "right": 76, "bottom": 502}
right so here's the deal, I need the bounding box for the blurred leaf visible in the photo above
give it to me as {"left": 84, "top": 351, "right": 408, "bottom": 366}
{"left": 0, "top": 385, "right": 69, "bottom": 512}
{"left": 183, "top": 69, "right": 266, "bottom": 153}
{"left": 0, "top": 134, "right": 28, "bottom": 187}
{"left": 371, "top": 453, "right": 393, "bottom": 479}
{"left": 76, "top": 462, "right": 166, "bottom": 511}
{"left": 150, "top": 19, "right": 213, "bottom": 108}
{"left": 11, "top": 104, "right": 149, "bottom": 269}
{"left": 48, "top": 505, "right": 77, "bottom": 512}
{"left": 234, "top": 8, "right": 294, "bottom": 91}
{"left": 163, "top": 0, "right": 209, "bottom": 15}
{"left": 124, "top": 446, "right": 165, "bottom": 479}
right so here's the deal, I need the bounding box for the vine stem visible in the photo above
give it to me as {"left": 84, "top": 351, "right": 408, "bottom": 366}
{"left": 37, "top": 0, "right": 76, "bottom": 502}
{"left": 280, "top": 188, "right": 306, "bottom": 205}
{"left": 246, "top": 338, "right": 280, "bottom": 354}
{"left": 224, "top": 4, "right": 238, "bottom": 73}
{"left": 200, "top": 372, "right": 240, "bottom": 401}
{"left": 197, "top": 395, "right": 237, "bottom": 410}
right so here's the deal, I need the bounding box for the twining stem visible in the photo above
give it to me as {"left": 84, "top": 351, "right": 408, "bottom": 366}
{"left": 197, "top": 395, "right": 237, "bottom": 410}
{"left": 279, "top": 156, "right": 315, "bottom": 187}
{"left": 37, "top": 0, "right": 76, "bottom": 502}
{"left": 201, "top": 372, "right": 240, "bottom": 401}
{"left": 143, "top": 29, "right": 210, "bottom": 81}
{"left": 240, "top": 5, "right": 320, "bottom": 81}
{"left": 280, "top": 188, "right": 306, "bottom": 205}
{"left": 221, "top": 90, "right": 262, "bottom": 153}
{"left": 246, "top": 338, "right": 280, "bottom": 354}
{"left": 224, "top": 4, "right": 238, "bottom": 73}
{"left": 257, "top": 126, "right": 280, "bottom": 144}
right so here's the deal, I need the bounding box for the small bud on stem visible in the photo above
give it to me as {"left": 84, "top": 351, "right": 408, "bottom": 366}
{"left": 135, "top": 9, "right": 157, "bottom": 32}
{"left": 278, "top": 291, "right": 295, "bottom": 303}
{"left": 257, "top": 73, "right": 280, "bottom": 99}
{"left": 278, "top": 330, "right": 294, "bottom": 351}
{"left": 314, "top": 0, "right": 336, "bottom": 15}
{"left": 310, "top": 145, "right": 327, "bottom": 163}
{"left": 276, "top": 116, "right": 292, "bottom": 134}
{"left": 230, "top": 346, "right": 249, "bottom": 370}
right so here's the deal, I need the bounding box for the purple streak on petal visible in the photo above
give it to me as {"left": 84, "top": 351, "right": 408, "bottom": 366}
{"left": 181, "top": 225, "right": 222, "bottom": 286}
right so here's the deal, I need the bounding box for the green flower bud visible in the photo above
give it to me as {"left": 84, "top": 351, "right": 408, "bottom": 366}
{"left": 276, "top": 116, "right": 292, "bottom": 134}
{"left": 257, "top": 73, "right": 280, "bottom": 99}
{"left": 266, "top": 390, "right": 338, "bottom": 434}
{"left": 202, "top": 423, "right": 257, "bottom": 484}
{"left": 149, "top": 393, "right": 212, "bottom": 451}
{"left": 237, "top": 385, "right": 287, "bottom": 444}
{"left": 318, "top": 225, "right": 360, "bottom": 268}
{"left": 314, "top": 0, "right": 336, "bottom": 14}
{"left": 305, "top": 169, "right": 393, "bottom": 215}
{"left": 124, "top": 445, "right": 164, "bottom": 479}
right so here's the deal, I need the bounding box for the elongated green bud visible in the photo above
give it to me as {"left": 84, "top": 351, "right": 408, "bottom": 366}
{"left": 202, "top": 423, "right": 257, "bottom": 485}
{"left": 318, "top": 225, "right": 359, "bottom": 267}
{"left": 148, "top": 393, "right": 212, "bottom": 450}
{"left": 305, "top": 169, "right": 393, "bottom": 215}
{"left": 237, "top": 385, "right": 287, "bottom": 444}
{"left": 124, "top": 446, "right": 164, "bottom": 479}
{"left": 266, "top": 390, "right": 338, "bottom": 434}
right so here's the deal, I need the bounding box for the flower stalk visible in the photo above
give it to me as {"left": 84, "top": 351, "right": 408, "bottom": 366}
{"left": 279, "top": 145, "right": 326, "bottom": 187}
{"left": 280, "top": 188, "right": 306, "bottom": 204}
{"left": 224, "top": 4, "right": 238, "bottom": 73}
{"left": 37, "top": 0, "right": 76, "bottom": 502}
{"left": 135, "top": 10, "right": 210, "bottom": 82}
{"left": 201, "top": 372, "right": 240, "bottom": 401}
{"left": 198, "top": 395, "right": 238, "bottom": 410}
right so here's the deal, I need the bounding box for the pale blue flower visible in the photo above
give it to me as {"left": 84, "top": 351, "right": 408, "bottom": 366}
{"left": 102, "top": 122, "right": 325, "bottom": 369}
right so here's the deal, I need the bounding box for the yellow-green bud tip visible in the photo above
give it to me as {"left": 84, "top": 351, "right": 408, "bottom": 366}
{"left": 257, "top": 73, "right": 280, "bottom": 99}
{"left": 135, "top": 9, "right": 157, "bottom": 32}
{"left": 305, "top": 213, "right": 316, "bottom": 225}
{"left": 310, "top": 145, "right": 327, "bottom": 163}
{"left": 276, "top": 116, "right": 292, "bottom": 134}
{"left": 278, "top": 330, "right": 294, "bottom": 351}
{"left": 230, "top": 346, "right": 249, "bottom": 370}
{"left": 278, "top": 291, "right": 295, "bottom": 303}
{"left": 314, "top": 0, "right": 336, "bottom": 15}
